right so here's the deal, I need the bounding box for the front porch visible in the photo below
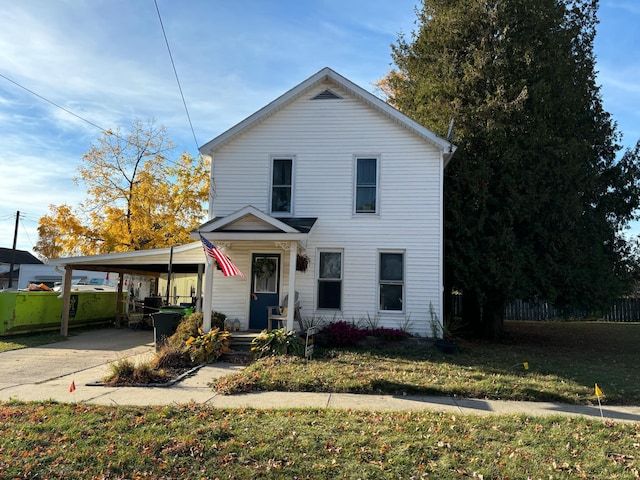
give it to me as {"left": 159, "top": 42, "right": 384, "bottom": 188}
{"left": 194, "top": 206, "right": 316, "bottom": 334}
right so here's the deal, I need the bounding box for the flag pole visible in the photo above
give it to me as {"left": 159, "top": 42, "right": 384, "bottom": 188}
{"left": 595, "top": 383, "right": 604, "bottom": 419}
{"left": 201, "top": 235, "right": 214, "bottom": 332}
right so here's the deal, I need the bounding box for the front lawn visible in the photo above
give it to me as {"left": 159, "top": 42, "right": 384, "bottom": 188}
{"left": 0, "top": 402, "right": 638, "bottom": 479}
{"left": 214, "top": 321, "right": 640, "bottom": 405}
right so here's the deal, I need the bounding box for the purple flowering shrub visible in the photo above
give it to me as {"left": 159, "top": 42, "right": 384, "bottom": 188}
{"left": 320, "top": 321, "right": 367, "bottom": 346}
{"left": 369, "top": 327, "right": 410, "bottom": 341}
{"left": 319, "top": 321, "right": 410, "bottom": 347}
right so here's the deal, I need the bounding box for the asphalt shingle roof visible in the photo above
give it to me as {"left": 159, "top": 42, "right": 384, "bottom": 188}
{"left": 0, "top": 247, "right": 42, "bottom": 265}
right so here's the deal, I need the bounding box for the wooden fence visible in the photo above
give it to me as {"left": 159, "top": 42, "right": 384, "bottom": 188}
{"left": 451, "top": 295, "right": 640, "bottom": 322}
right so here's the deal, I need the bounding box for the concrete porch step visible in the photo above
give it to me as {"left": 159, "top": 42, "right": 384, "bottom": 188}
{"left": 221, "top": 331, "right": 260, "bottom": 364}
{"left": 229, "top": 330, "right": 260, "bottom": 351}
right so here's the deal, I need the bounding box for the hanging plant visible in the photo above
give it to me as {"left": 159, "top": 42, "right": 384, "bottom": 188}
{"left": 296, "top": 253, "right": 310, "bottom": 272}
{"left": 254, "top": 258, "right": 276, "bottom": 279}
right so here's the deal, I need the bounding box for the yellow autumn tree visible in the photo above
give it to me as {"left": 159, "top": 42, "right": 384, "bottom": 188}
{"left": 35, "top": 119, "right": 209, "bottom": 259}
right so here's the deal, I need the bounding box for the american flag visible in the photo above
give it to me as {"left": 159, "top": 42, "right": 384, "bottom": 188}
{"left": 200, "top": 234, "right": 245, "bottom": 277}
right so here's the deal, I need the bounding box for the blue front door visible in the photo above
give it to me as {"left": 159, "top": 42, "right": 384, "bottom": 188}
{"left": 249, "top": 253, "right": 280, "bottom": 330}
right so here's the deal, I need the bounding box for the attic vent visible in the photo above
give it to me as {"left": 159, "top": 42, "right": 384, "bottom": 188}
{"left": 311, "top": 89, "right": 342, "bottom": 100}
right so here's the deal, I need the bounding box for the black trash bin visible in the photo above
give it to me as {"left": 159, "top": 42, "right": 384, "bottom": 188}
{"left": 151, "top": 312, "right": 182, "bottom": 351}
{"left": 144, "top": 296, "right": 163, "bottom": 316}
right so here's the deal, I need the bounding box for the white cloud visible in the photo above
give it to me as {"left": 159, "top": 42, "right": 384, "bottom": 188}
{"left": 1, "top": 0, "right": 638, "bottom": 251}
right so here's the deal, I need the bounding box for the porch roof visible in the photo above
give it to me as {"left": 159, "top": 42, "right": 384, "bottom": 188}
{"left": 192, "top": 205, "right": 317, "bottom": 242}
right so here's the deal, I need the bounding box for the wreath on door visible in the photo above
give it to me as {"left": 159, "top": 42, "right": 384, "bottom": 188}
{"left": 253, "top": 258, "right": 276, "bottom": 279}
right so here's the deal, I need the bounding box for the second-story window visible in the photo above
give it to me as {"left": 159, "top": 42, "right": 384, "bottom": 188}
{"left": 355, "top": 157, "right": 378, "bottom": 214}
{"left": 271, "top": 158, "right": 293, "bottom": 214}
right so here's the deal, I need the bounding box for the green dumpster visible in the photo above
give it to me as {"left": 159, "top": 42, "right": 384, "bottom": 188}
{"left": 159, "top": 305, "right": 194, "bottom": 317}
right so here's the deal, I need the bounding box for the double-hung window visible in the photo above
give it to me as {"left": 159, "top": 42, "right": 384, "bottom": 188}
{"left": 354, "top": 157, "right": 378, "bottom": 214}
{"left": 379, "top": 251, "right": 404, "bottom": 312}
{"left": 271, "top": 157, "right": 293, "bottom": 214}
{"left": 317, "top": 250, "right": 342, "bottom": 310}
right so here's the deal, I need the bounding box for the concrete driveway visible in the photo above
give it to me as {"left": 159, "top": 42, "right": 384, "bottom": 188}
{"left": 0, "top": 328, "right": 155, "bottom": 384}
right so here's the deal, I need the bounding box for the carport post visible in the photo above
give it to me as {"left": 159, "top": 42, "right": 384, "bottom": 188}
{"left": 116, "top": 274, "right": 125, "bottom": 328}
{"left": 60, "top": 265, "right": 73, "bottom": 337}
{"left": 195, "top": 263, "right": 204, "bottom": 313}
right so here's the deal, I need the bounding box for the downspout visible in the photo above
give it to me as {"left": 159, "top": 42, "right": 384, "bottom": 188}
{"left": 441, "top": 142, "right": 457, "bottom": 336}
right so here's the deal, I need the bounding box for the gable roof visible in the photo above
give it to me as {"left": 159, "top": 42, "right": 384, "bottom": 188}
{"left": 0, "top": 247, "right": 43, "bottom": 265}
{"left": 199, "top": 67, "right": 456, "bottom": 164}
{"left": 192, "top": 205, "right": 316, "bottom": 242}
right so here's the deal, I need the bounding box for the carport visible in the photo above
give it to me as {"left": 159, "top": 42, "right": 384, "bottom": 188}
{"left": 48, "top": 242, "right": 206, "bottom": 336}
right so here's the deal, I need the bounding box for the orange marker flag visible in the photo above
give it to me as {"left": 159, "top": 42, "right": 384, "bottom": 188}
{"left": 69, "top": 380, "right": 76, "bottom": 393}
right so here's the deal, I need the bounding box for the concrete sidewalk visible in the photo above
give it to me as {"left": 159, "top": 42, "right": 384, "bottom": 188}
{"left": 1, "top": 328, "right": 638, "bottom": 423}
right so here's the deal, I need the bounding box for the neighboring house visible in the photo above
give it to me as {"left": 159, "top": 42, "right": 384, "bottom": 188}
{"left": 194, "top": 67, "right": 455, "bottom": 336}
{"left": 0, "top": 247, "right": 43, "bottom": 289}
{"left": 15, "top": 264, "right": 110, "bottom": 290}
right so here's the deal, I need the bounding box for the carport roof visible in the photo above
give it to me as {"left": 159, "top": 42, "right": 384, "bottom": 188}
{"left": 48, "top": 242, "right": 205, "bottom": 276}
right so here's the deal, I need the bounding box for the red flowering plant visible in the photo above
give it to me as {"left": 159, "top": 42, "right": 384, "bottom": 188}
{"left": 368, "top": 327, "right": 410, "bottom": 341}
{"left": 319, "top": 321, "right": 367, "bottom": 347}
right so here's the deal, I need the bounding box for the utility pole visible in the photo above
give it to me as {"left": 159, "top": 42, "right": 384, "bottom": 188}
{"left": 8, "top": 210, "right": 19, "bottom": 289}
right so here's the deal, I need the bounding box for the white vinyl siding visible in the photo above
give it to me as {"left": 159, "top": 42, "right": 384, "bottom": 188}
{"left": 207, "top": 79, "right": 445, "bottom": 335}
{"left": 354, "top": 157, "right": 379, "bottom": 214}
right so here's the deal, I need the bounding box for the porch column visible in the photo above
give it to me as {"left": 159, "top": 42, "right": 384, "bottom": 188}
{"left": 286, "top": 241, "right": 297, "bottom": 331}
{"left": 202, "top": 260, "right": 214, "bottom": 332}
{"left": 60, "top": 265, "right": 73, "bottom": 337}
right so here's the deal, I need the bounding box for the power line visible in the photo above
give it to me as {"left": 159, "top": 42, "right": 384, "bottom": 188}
{"left": 0, "top": 72, "right": 117, "bottom": 137}
{"left": 0, "top": 72, "right": 189, "bottom": 168}
{"left": 154, "top": 0, "right": 200, "bottom": 152}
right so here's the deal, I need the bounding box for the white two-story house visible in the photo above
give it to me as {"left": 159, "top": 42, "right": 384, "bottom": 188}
{"left": 194, "top": 67, "right": 455, "bottom": 336}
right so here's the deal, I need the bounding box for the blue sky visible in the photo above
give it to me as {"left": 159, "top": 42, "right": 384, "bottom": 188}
{"left": 1, "top": 0, "right": 639, "bottom": 254}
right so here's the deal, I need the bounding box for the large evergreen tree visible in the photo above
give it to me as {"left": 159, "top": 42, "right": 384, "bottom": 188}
{"left": 387, "top": 0, "right": 640, "bottom": 338}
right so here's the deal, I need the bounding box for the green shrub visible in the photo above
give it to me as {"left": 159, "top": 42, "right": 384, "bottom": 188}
{"left": 251, "top": 328, "right": 304, "bottom": 358}
{"left": 211, "top": 311, "right": 227, "bottom": 330}
{"left": 185, "top": 328, "right": 232, "bottom": 363}
{"left": 167, "top": 313, "right": 202, "bottom": 349}
{"left": 103, "top": 358, "right": 171, "bottom": 385}
{"left": 167, "top": 312, "right": 227, "bottom": 350}
{"left": 105, "top": 357, "right": 135, "bottom": 381}
{"left": 152, "top": 343, "right": 194, "bottom": 369}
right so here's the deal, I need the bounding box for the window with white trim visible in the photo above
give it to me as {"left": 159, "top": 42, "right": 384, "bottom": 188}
{"left": 317, "top": 250, "right": 342, "bottom": 310}
{"left": 271, "top": 157, "right": 293, "bottom": 214}
{"left": 354, "top": 157, "right": 378, "bottom": 214}
{"left": 379, "top": 251, "right": 404, "bottom": 311}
